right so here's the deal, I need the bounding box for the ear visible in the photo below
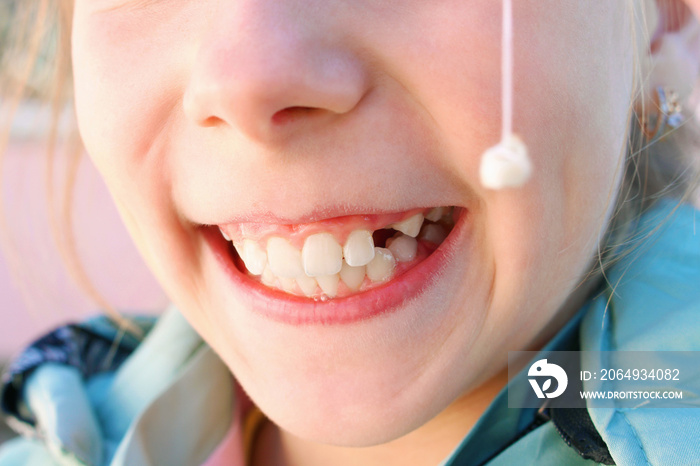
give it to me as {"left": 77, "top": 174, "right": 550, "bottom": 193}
{"left": 655, "top": 0, "right": 694, "bottom": 37}
{"left": 644, "top": 0, "right": 700, "bottom": 102}
{"left": 683, "top": 0, "right": 700, "bottom": 21}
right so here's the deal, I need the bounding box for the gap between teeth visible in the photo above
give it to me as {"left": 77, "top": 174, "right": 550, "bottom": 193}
{"left": 225, "top": 208, "right": 452, "bottom": 298}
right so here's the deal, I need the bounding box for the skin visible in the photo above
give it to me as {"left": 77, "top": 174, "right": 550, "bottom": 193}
{"left": 69, "top": 1, "right": 687, "bottom": 464}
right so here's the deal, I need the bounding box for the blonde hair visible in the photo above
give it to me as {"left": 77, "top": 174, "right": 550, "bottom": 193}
{"left": 0, "top": 0, "right": 137, "bottom": 330}
{"left": 593, "top": 0, "right": 700, "bottom": 294}
{"left": 0, "top": 0, "right": 698, "bottom": 318}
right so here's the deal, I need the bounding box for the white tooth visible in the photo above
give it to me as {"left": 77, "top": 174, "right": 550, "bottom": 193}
{"left": 418, "top": 224, "right": 447, "bottom": 244}
{"left": 316, "top": 274, "right": 340, "bottom": 298}
{"left": 302, "top": 233, "right": 343, "bottom": 277}
{"left": 279, "top": 277, "right": 297, "bottom": 293}
{"left": 340, "top": 262, "right": 365, "bottom": 291}
{"left": 385, "top": 233, "right": 400, "bottom": 249}
{"left": 366, "top": 247, "right": 396, "bottom": 283}
{"left": 387, "top": 234, "right": 417, "bottom": 262}
{"left": 342, "top": 230, "right": 375, "bottom": 267}
{"left": 219, "top": 227, "right": 231, "bottom": 241}
{"left": 267, "top": 237, "right": 304, "bottom": 278}
{"left": 241, "top": 240, "right": 267, "bottom": 275}
{"left": 296, "top": 275, "right": 319, "bottom": 297}
{"left": 261, "top": 267, "right": 276, "bottom": 287}
{"left": 391, "top": 213, "right": 424, "bottom": 238}
{"left": 425, "top": 207, "right": 446, "bottom": 222}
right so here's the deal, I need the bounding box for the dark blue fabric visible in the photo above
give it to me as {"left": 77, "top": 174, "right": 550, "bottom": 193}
{"left": 1, "top": 315, "right": 154, "bottom": 428}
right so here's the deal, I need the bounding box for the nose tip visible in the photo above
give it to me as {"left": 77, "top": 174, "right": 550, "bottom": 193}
{"left": 182, "top": 18, "right": 368, "bottom": 142}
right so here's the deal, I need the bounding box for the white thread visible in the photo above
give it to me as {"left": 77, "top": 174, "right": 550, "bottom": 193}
{"left": 479, "top": 0, "right": 532, "bottom": 190}
{"left": 502, "top": 0, "right": 513, "bottom": 140}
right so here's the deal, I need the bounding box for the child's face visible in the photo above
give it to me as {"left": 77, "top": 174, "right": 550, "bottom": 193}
{"left": 73, "top": 0, "right": 635, "bottom": 444}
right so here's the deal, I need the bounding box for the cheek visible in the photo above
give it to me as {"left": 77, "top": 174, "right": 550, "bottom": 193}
{"left": 71, "top": 5, "right": 199, "bottom": 278}
{"left": 71, "top": 4, "right": 197, "bottom": 179}
{"left": 453, "top": 3, "right": 634, "bottom": 338}
{"left": 366, "top": 1, "right": 502, "bottom": 183}
{"left": 71, "top": 16, "right": 220, "bottom": 350}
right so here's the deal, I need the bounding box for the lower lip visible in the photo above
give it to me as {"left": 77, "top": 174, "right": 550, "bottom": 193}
{"left": 203, "top": 209, "right": 469, "bottom": 325}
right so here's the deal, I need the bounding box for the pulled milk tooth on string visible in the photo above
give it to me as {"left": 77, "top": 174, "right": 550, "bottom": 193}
{"left": 479, "top": 134, "right": 531, "bottom": 189}
{"left": 479, "top": 0, "right": 532, "bottom": 190}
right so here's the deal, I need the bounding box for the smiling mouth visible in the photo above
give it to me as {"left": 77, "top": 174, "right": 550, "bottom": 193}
{"left": 216, "top": 206, "right": 458, "bottom": 300}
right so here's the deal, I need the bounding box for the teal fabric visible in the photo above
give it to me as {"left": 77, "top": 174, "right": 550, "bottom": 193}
{"left": 580, "top": 200, "right": 700, "bottom": 466}
{"left": 0, "top": 439, "right": 57, "bottom": 464}
{"left": 486, "top": 422, "right": 596, "bottom": 466}
{"left": 1, "top": 198, "right": 698, "bottom": 465}
{"left": 25, "top": 364, "right": 103, "bottom": 465}
{"left": 443, "top": 198, "right": 700, "bottom": 465}
{"left": 0, "top": 309, "right": 234, "bottom": 466}
{"left": 441, "top": 297, "right": 590, "bottom": 466}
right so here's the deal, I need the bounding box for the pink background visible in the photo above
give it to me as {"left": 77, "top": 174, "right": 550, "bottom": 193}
{"left": 0, "top": 107, "right": 167, "bottom": 358}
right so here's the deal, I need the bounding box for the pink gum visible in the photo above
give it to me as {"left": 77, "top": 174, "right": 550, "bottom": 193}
{"left": 219, "top": 208, "right": 430, "bottom": 249}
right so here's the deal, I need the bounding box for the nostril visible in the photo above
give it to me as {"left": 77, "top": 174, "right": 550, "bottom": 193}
{"left": 201, "top": 116, "right": 224, "bottom": 127}
{"left": 271, "top": 106, "right": 319, "bottom": 126}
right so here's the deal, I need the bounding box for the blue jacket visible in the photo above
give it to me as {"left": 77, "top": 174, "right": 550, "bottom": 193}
{"left": 2, "top": 198, "right": 699, "bottom": 465}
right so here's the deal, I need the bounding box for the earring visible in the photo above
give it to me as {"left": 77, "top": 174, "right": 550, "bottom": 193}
{"left": 479, "top": 0, "right": 532, "bottom": 190}
{"left": 641, "top": 86, "right": 683, "bottom": 144}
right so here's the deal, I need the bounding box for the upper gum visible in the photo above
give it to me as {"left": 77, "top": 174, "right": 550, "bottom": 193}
{"left": 220, "top": 208, "right": 433, "bottom": 249}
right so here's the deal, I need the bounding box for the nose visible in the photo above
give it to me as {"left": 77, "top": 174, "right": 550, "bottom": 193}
{"left": 183, "top": 1, "right": 369, "bottom": 142}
